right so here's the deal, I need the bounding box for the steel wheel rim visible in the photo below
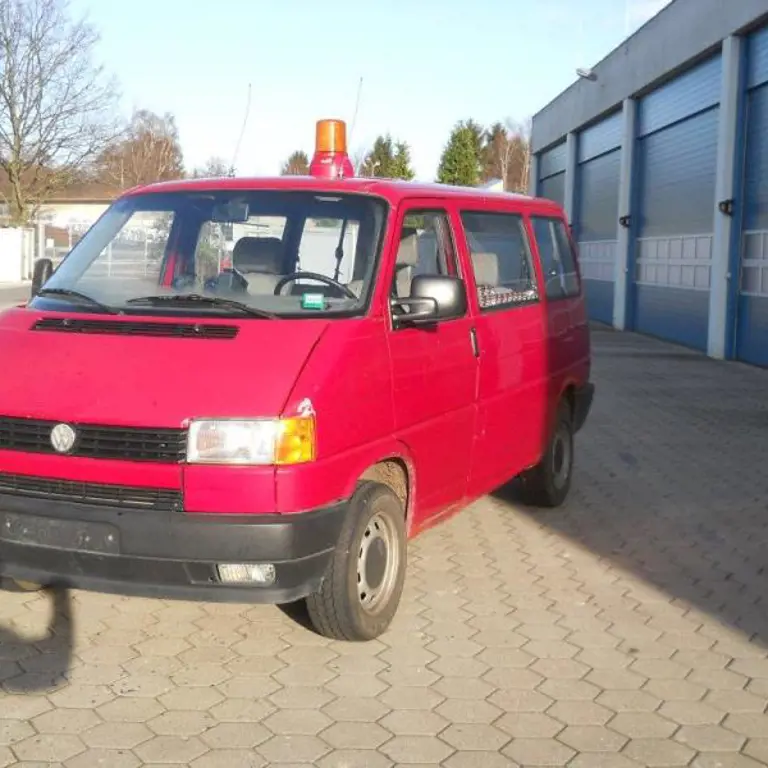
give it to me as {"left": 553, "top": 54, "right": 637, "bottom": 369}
{"left": 357, "top": 512, "right": 399, "bottom": 615}
{"left": 551, "top": 423, "right": 572, "bottom": 490}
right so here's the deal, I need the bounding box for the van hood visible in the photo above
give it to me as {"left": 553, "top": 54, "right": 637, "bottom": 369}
{"left": 0, "top": 308, "right": 330, "bottom": 427}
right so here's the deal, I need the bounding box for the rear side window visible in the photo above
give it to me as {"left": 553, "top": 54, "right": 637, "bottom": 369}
{"left": 460, "top": 211, "right": 538, "bottom": 311}
{"left": 531, "top": 216, "right": 580, "bottom": 300}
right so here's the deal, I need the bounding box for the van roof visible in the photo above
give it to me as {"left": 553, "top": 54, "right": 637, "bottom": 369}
{"left": 125, "top": 176, "right": 563, "bottom": 213}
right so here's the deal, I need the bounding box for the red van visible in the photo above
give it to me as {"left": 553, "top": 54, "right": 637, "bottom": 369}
{"left": 0, "top": 121, "right": 593, "bottom": 641}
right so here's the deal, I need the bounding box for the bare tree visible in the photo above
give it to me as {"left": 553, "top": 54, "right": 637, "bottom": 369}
{"left": 482, "top": 118, "right": 532, "bottom": 193}
{"left": 191, "top": 156, "right": 234, "bottom": 178}
{"left": 97, "top": 109, "right": 184, "bottom": 188}
{"left": 0, "top": 0, "right": 119, "bottom": 225}
{"left": 351, "top": 147, "right": 369, "bottom": 176}
{"left": 507, "top": 117, "right": 532, "bottom": 193}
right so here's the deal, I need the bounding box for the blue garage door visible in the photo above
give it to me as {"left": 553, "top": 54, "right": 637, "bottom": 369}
{"left": 736, "top": 26, "right": 768, "bottom": 367}
{"left": 632, "top": 55, "right": 721, "bottom": 351}
{"left": 575, "top": 113, "right": 622, "bottom": 324}
{"left": 537, "top": 142, "right": 566, "bottom": 207}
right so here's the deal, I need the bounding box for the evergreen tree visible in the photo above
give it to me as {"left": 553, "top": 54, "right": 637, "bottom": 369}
{"left": 437, "top": 121, "right": 482, "bottom": 186}
{"left": 281, "top": 150, "right": 310, "bottom": 175}
{"left": 360, "top": 135, "right": 395, "bottom": 177}
{"left": 389, "top": 141, "right": 415, "bottom": 180}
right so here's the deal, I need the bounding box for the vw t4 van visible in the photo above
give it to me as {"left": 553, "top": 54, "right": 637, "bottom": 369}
{"left": 0, "top": 120, "right": 593, "bottom": 640}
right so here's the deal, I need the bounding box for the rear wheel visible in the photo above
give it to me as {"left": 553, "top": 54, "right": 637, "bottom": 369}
{"left": 520, "top": 398, "right": 574, "bottom": 508}
{"left": 306, "top": 481, "right": 407, "bottom": 641}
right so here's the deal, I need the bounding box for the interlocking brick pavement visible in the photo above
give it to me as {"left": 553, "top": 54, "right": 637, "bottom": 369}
{"left": 1, "top": 325, "right": 767, "bottom": 767}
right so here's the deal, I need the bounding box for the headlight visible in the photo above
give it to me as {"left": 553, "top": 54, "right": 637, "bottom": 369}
{"left": 186, "top": 417, "right": 315, "bottom": 465}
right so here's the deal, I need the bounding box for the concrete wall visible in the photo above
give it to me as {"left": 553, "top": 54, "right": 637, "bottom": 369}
{"left": 532, "top": 0, "right": 768, "bottom": 153}
{"left": 0, "top": 228, "right": 32, "bottom": 283}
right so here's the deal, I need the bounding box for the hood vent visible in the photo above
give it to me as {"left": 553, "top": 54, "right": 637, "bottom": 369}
{"left": 32, "top": 317, "right": 239, "bottom": 339}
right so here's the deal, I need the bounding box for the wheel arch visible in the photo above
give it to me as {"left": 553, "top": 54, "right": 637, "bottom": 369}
{"left": 356, "top": 450, "right": 416, "bottom": 533}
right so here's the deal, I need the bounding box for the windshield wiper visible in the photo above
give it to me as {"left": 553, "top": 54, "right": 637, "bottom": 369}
{"left": 36, "top": 288, "right": 119, "bottom": 315}
{"left": 125, "top": 293, "right": 276, "bottom": 318}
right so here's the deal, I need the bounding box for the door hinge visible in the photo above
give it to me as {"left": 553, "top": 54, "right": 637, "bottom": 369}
{"left": 470, "top": 327, "right": 479, "bottom": 358}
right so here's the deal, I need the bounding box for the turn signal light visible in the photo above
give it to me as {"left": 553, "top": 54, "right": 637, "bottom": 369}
{"left": 275, "top": 416, "right": 316, "bottom": 465}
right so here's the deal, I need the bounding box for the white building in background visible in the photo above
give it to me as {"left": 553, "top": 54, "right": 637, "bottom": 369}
{"left": 481, "top": 178, "right": 505, "bottom": 192}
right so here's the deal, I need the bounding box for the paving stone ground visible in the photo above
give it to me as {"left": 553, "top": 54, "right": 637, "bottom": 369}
{"left": 1, "top": 325, "right": 767, "bottom": 767}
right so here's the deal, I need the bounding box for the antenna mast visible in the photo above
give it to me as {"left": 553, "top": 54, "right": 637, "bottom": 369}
{"left": 231, "top": 82, "right": 252, "bottom": 173}
{"left": 348, "top": 76, "right": 363, "bottom": 148}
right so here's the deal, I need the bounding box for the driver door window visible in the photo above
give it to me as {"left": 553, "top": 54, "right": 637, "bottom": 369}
{"left": 392, "top": 210, "right": 459, "bottom": 300}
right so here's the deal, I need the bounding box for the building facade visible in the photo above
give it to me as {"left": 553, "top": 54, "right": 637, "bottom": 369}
{"left": 530, "top": 0, "right": 768, "bottom": 367}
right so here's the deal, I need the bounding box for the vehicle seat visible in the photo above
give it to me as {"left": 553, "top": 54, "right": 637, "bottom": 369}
{"left": 472, "top": 251, "right": 499, "bottom": 287}
{"left": 346, "top": 227, "right": 422, "bottom": 299}
{"left": 394, "top": 227, "right": 420, "bottom": 297}
{"left": 232, "top": 237, "right": 284, "bottom": 294}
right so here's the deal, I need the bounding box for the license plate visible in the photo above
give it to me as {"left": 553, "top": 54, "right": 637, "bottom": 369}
{"left": 0, "top": 512, "right": 120, "bottom": 554}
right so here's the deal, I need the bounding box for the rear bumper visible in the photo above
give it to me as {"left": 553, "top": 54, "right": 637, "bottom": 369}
{"left": 573, "top": 381, "right": 595, "bottom": 432}
{"left": 0, "top": 493, "right": 346, "bottom": 604}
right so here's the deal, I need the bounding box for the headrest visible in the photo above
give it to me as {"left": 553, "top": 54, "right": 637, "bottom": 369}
{"left": 232, "top": 237, "right": 283, "bottom": 274}
{"left": 396, "top": 227, "right": 420, "bottom": 267}
{"left": 472, "top": 252, "right": 499, "bottom": 286}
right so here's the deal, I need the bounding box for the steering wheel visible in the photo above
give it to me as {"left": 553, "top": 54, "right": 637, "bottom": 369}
{"left": 273, "top": 271, "right": 357, "bottom": 300}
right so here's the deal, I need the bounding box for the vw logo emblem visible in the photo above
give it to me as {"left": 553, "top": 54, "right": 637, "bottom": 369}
{"left": 50, "top": 423, "right": 76, "bottom": 454}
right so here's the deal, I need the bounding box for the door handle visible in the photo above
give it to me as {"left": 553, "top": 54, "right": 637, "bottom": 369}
{"left": 469, "top": 327, "right": 479, "bottom": 358}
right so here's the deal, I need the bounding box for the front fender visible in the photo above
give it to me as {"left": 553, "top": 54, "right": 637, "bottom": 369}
{"left": 275, "top": 437, "right": 417, "bottom": 518}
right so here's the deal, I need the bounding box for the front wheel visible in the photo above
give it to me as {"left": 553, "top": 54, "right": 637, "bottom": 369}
{"left": 306, "top": 481, "right": 407, "bottom": 641}
{"left": 520, "top": 398, "right": 574, "bottom": 508}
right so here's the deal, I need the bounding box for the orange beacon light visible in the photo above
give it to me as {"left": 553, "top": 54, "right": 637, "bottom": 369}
{"left": 309, "top": 119, "right": 355, "bottom": 179}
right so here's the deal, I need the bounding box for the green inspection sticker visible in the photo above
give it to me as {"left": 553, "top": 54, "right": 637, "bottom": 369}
{"left": 300, "top": 293, "right": 326, "bottom": 310}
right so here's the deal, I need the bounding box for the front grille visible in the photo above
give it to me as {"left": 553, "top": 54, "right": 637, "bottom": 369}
{"left": 0, "top": 472, "right": 182, "bottom": 511}
{"left": 32, "top": 317, "right": 239, "bottom": 339}
{"left": 0, "top": 417, "right": 186, "bottom": 463}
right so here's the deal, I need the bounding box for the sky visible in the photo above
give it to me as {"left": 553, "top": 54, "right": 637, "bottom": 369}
{"left": 70, "top": 0, "right": 672, "bottom": 181}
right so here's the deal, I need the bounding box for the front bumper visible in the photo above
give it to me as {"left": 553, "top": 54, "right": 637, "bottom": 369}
{"left": 0, "top": 493, "right": 346, "bottom": 604}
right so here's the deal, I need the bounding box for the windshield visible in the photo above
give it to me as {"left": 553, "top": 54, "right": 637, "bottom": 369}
{"left": 32, "top": 190, "right": 388, "bottom": 318}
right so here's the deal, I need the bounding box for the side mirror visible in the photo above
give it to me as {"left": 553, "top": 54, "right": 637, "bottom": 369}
{"left": 392, "top": 274, "right": 467, "bottom": 327}
{"left": 30, "top": 258, "right": 54, "bottom": 298}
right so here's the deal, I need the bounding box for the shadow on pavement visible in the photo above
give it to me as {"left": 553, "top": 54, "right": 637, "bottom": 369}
{"left": 0, "top": 584, "right": 74, "bottom": 692}
{"left": 493, "top": 327, "right": 768, "bottom": 648}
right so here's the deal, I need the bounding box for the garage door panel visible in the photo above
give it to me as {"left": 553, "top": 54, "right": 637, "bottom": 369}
{"left": 736, "top": 296, "right": 768, "bottom": 367}
{"left": 637, "top": 109, "right": 719, "bottom": 237}
{"left": 735, "top": 26, "right": 768, "bottom": 368}
{"left": 539, "top": 142, "right": 567, "bottom": 180}
{"left": 584, "top": 279, "right": 615, "bottom": 325}
{"left": 632, "top": 103, "right": 717, "bottom": 352}
{"left": 736, "top": 228, "right": 768, "bottom": 367}
{"left": 638, "top": 55, "right": 722, "bottom": 137}
{"left": 743, "top": 84, "right": 768, "bottom": 231}
{"left": 539, "top": 172, "right": 565, "bottom": 207}
{"left": 576, "top": 149, "right": 620, "bottom": 324}
{"left": 577, "top": 150, "right": 621, "bottom": 241}
{"left": 634, "top": 285, "right": 710, "bottom": 348}
{"left": 578, "top": 112, "right": 622, "bottom": 164}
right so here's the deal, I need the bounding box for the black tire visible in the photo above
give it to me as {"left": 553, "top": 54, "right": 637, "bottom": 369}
{"left": 305, "top": 481, "right": 407, "bottom": 641}
{"left": 520, "top": 398, "right": 574, "bottom": 508}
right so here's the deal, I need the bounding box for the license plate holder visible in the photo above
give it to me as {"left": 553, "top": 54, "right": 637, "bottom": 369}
{"left": 0, "top": 512, "right": 120, "bottom": 554}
